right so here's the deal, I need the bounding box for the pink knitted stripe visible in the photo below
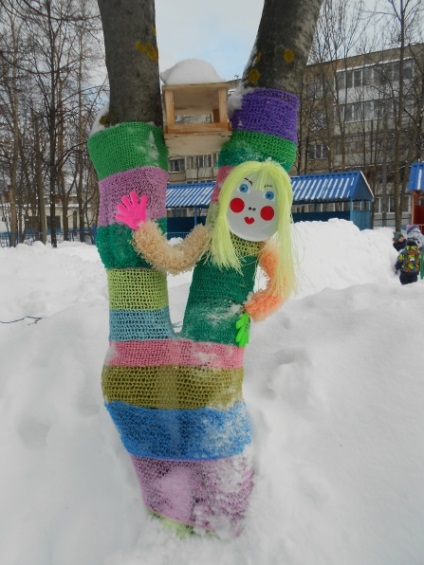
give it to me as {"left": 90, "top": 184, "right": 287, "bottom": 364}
{"left": 131, "top": 453, "right": 254, "bottom": 535}
{"left": 106, "top": 339, "right": 244, "bottom": 369}
{"left": 98, "top": 166, "right": 168, "bottom": 226}
{"left": 211, "top": 166, "right": 233, "bottom": 203}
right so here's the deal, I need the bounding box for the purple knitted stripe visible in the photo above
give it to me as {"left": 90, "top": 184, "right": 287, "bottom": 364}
{"left": 98, "top": 166, "right": 168, "bottom": 227}
{"left": 131, "top": 452, "right": 254, "bottom": 535}
{"left": 230, "top": 89, "right": 299, "bottom": 144}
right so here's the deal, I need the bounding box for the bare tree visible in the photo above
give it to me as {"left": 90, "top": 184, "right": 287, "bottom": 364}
{"left": 375, "top": 0, "right": 424, "bottom": 229}
{"left": 300, "top": 0, "right": 373, "bottom": 173}
{"left": 90, "top": 0, "right": 325, "bottom": 536}
{"left": 0, "top": 0, "right": 105, "bottom": 246}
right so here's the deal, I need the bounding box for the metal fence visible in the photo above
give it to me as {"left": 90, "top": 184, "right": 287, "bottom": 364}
{"left": 0, "top": 229, "right": 95, "bottom": 247}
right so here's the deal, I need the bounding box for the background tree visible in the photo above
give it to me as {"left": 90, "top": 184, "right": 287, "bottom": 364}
{"left": 97, "top": 0, "right": 324, "bottom": 126}
{"left": 0, "top": 0, "right": 105, "bottom": 247}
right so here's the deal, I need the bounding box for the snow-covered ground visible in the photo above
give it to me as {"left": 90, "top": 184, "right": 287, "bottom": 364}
{"left": 1, "top": 219, "right": 423, "bottom": 565}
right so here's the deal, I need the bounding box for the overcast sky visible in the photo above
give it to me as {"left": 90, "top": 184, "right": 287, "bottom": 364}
{"left": 155, "top": 0, "right": 264, "bottom": 80}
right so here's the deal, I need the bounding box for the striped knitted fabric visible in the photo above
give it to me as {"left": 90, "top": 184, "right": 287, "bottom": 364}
{"left": 218, "top": 88, "right": 298, "bottom": 172}
{"left": 177, "top": 88, "right": 300, "bottom": 531}
{"left": 88, "top": 122, "right": 254, "bottom": 536}
{"left": 88, "top": 89, "right": 298, "bottom": 536}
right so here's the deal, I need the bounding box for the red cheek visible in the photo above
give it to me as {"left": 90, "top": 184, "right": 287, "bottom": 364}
{"left": 230, "top": 197, "right": 245, "bottom": 213}
{"left": 260, "top": 206, "right": 275, "bottom": 221}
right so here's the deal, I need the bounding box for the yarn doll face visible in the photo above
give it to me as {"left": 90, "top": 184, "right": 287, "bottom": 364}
{"left": 227, "top": 175, "right": 278, "bottom": 242}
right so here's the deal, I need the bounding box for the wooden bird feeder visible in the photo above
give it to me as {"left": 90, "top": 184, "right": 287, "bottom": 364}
{"left": 162, "top": 82, "right": 231, "bottom": 135}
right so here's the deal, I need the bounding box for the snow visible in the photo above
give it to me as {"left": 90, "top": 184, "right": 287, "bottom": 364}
{"left": 160, "top": 59, "right": 224, "bottom": 85}
{"left": 1, "top": 219, "right": 424, "bottom": 565}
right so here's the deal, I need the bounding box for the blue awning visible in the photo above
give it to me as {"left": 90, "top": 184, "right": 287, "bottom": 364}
{"left": 408, "top": 162, "right": 424, "bottom": 191}
{"left": 166, "top": 170, "right": 374, "bottom": 208}
{"left": 166, "top": 183, "right": 214, "bottom": 207}
{"left": 291, "top": 171, "right": 373, "bottom": 203}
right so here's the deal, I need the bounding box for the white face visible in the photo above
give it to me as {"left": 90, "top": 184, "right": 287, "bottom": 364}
{"left": 226, "top": 176, "right": 278, "bottom": 242}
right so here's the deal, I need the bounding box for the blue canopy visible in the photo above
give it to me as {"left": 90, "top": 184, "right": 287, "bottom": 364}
{"left": 291, "top": 171, "right": 373, "bottom": 203}
{"left": 166, "top": 170, "right": 374, "bottom": 208}
{"left": 408, "top": 162, "right": 424, "bottom": 191}
{"left": 166, "top": 183, "right": 214, "bottom": 208}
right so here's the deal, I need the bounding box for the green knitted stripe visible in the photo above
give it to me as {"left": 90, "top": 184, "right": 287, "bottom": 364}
{"left": 107, "top": 268, "right": 169, "bottom": 310}
{"left": 88, "top": 122, "right": 169, "bottom": 180}
{"left": 96, "top": 218, "right": 167, "bottom": 269}
{"left": 182, "top": 254, "right": 258, "bottom": 345}
{"left": 102, "top": 364, "right": 243, "bottom": 410}
{"left": 217, "top": 129, "right": 297, "bottom": 171}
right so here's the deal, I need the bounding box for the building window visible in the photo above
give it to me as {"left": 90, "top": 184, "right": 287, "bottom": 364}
{"left": 403, "top": 59, "right": 414, "bottom": 79}
{"left": 187, "top": 154, "right": 213, "bottom": 169}
{"left": 307, "top": 144, "right": 328, "bottom": 160}
{"left": 311, "top": 110, "right": 327, "bottom": 131}
{"left": 336, "top": 61, "right": 409, "bottom": 92}
{"left": 343, "top": 100, "right": 383, "bottom": 123}
{"left": 306, "top": 81, "right": 324, "bottom": 99}
{"left": 169, "top": 158, "right": 185, "bottom": 173}
{"left": 373, "top": 98, "right": 394, "bottom": 119}
{"left": 343, "top": 102, "right": 362, "bottom": 122}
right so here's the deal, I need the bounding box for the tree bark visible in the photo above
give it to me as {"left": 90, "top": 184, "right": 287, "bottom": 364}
{"left": 242, "top": 0, "right": 324, "bottom": 93}
{"left": 97, "top": 0, "right": 162, "bottom": 125}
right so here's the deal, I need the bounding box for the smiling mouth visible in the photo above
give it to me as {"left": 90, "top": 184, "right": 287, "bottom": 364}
{"left": 244, "top": 217, "right": 255, "bottom": 224}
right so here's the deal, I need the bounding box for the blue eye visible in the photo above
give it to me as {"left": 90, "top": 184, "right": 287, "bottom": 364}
{"left": 238, "top": 183, "right": 250, "bottom": 194}
{"left": 264, "top": 191, "right": 275, "bottom": 201}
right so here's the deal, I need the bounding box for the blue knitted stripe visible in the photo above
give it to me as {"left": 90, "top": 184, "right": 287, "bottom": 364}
{"left": 105, "top": 400, "right": 252, "bottom": 460}
{"left": 109, "top": 308, "right": 175, "bottom": 341}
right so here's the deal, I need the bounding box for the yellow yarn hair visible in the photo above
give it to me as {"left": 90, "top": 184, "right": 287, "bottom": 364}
{"left": 210, "top": 160, "right": 297, "bottom": 298}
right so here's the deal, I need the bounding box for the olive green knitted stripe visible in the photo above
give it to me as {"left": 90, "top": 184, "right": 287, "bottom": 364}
{"left": 217, "top": 129, "right": 297, "bottom": 171}
{"left": 102, "top": 364, "right": 244, "bottom": 410}
{"left": 96, "top": 219, "right": 167, "bottom": 269}
{"left": 88, "top": 122, "right": 169, "bottom": 180}
{"left": 107, "top": 269, "right": 169, "bottom": 310}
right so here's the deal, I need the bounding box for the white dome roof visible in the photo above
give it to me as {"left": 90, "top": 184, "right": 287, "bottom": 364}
{"left": 160, "top": 59, "right": 223, "bottom": 85}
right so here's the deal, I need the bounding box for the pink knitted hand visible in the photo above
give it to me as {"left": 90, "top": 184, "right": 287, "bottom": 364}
{"left": 115, "top": 191, "right": 148, "bottom": 230}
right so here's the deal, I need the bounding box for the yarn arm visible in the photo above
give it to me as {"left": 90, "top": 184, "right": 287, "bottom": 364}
{"left": 132, "top": 220, "right": 212, "bottom": 275}
{"left": 243, "top": 244, "right": 284, "bottom": 322}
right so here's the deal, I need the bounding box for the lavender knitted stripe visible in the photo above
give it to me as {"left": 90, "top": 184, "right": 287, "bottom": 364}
{"left": 231, "top": 89, "right": 299, "bottom": 144}
{"left": 98, "top": 166, "right": 168, "bottom": 227}
{"left": 131, "top": 451, "right": 254, "bottom": 535}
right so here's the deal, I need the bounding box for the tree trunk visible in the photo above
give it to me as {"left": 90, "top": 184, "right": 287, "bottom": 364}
{"left": 34, "top": 114, "right": 47, "bottom": 244}
{"left": 8, "top": 188, "right": 17, "bottom": 247}
{"left": 242, "top": 0, "right": 323, "bottom": 93}
{"left": 97, "top": 0, "right": 162, "bottom": 125}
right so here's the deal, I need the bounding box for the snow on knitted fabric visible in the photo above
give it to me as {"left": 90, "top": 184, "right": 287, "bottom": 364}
{"left": 102, "top": 363, "right": 244, "bottom": 409}
{"left": 107, "top": 339, "right": 244, "bottom": 369}
{"left": 130, "top": 448, "right": 254, "bottom": 536}
{"left": 88, "top": 87, "right": 297, "bottom": 536}
{"left": 87, "top": 121, "right": 254, "bottom": 537}
{"left": 182, "top": 237, "right": 261, "bottom": 345}
{"left": 87, "top": 122, "right": 168, "bottom": 180}
{"left": 88, "top": 122, "right": 169, "bottom": 269}
{"left": 105, "top": 400, "right": 251, "bottom": 459}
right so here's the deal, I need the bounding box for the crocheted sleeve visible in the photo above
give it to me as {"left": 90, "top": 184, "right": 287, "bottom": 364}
{"left": 243, "top": 244, "right": 284, "bottom": 322}
{"left": 132, "top": 220, "right": 212, "bottom": 275}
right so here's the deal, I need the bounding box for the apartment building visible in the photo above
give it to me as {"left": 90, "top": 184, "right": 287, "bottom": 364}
{"left": 300, "top": 44, "right": 424, "bottom": 227}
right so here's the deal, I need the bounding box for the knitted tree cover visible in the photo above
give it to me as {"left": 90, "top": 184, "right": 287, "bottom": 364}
{"left": 87, "top": 88, "right": 298, "bottom": 537}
